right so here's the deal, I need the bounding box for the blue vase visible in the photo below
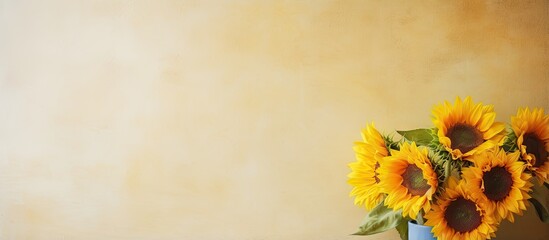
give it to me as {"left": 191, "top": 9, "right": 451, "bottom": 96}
{"left": 408, "top": 220, "right": 436, "bottom": 240}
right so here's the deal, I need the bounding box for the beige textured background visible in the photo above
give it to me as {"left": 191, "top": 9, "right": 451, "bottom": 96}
{"left": 1, "top": 0, "right": 548, "bottom": 239}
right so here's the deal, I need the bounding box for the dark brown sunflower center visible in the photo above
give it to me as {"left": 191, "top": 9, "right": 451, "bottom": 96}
{"left": 523, "top": 133, "right": 548, "bottom": 168}
{"left": 483, "top": 166, "right": 513, "bottom": 201}
{"left": 444, "top": 197, "right": 482, "bottom": 233}
{"left": 447, "top": 124, "right": 484, "bottom": 154}
{"left": 401, "top": 164, "right": 430, "bottom": 196}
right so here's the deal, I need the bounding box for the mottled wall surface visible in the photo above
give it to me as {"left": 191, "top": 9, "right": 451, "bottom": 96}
{"left": 1, "top": 1, "right": 548, "bottom": 239}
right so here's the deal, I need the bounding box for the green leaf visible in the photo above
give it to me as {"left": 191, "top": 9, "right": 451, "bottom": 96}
{"left": 353, "top": 202, "right": 404, "bottom": 236}
{"left": 395, "top": 217, "right": 411, "bottom": 240}
{"left": 397, "top": 128, "right": 434, "bottom": 146}
{"left": 529, "top": 181, "right": 549, "bottom": 223}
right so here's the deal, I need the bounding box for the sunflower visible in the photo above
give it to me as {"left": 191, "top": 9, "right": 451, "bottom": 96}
{"left": 425, "top": 177, "right": 498, "bottom": 240}
{"left": 432, "top": 97, "right": 506, "bottom": 160}
{"left": 378, "top": 142, "right": 438, "bottom": 219}
{"left": 511, "top": 107, "right": 549, "bottom": 183}
{"left": 348, "top": 123, "right": 389, "bottom": 210}
{"left": 462, "top": 148, "right": 532, "bottom": 222}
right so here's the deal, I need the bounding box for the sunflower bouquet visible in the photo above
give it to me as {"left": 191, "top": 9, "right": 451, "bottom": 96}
{"left": 348, "top": 97, "right": 549, "bottom": 240}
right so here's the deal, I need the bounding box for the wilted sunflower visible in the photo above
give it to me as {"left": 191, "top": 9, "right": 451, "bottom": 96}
{"left": 425, "top": 178, "right": 498, "bottom": 240}
{"left": 378, "top": 142, "right": 438, "bottom": 219}
{"left": 432, "top": 96, "right": 506, "bottom": 160}
{"left": 348, "top": 123, "right": 389, "bottom": 210}
{"left": 462, "top": 148, "right": 532, "bottom": 222}
{"left": 511, "top": 107, "right": 549, "bottom": 183}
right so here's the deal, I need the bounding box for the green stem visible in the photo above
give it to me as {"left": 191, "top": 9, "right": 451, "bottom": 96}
{"left": 444, "top": 160, "right": 452, "bottom": 183}
{"left": 416, "top": 210, "right": 424, "bottom": 225}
